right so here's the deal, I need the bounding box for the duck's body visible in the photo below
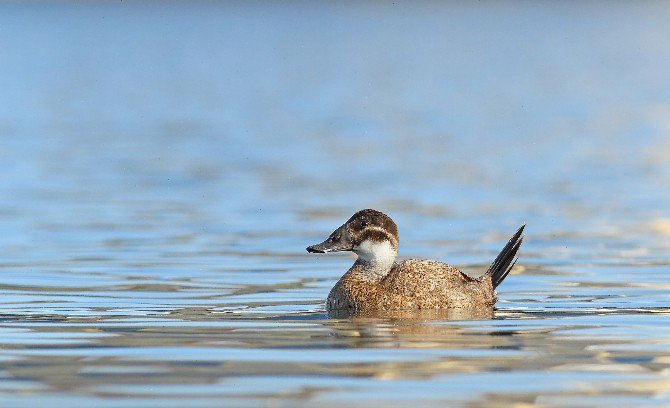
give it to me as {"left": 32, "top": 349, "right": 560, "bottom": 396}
{"left": 327, "top": 259, "right": 496, "bottom": 310}
{"left": 307, "top": 209, "right": 524, "bottom": 312}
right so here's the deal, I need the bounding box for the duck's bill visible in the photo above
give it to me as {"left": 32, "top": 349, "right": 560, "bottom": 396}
{"left": 306, "top": 240, "right": 353, "bottom": 253}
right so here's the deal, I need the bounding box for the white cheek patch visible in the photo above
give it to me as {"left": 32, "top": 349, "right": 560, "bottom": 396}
{"left": 354, "top": 239, "right": 396, "bottom": 266}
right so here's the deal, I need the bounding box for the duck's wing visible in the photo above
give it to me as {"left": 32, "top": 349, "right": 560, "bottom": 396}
{"left": 383, "top": 259, "right": 473, "bottom": 295}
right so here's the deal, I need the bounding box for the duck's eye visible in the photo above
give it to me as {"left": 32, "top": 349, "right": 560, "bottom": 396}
{"left": 360, "top": 219, "right": 369, "bottom": 228}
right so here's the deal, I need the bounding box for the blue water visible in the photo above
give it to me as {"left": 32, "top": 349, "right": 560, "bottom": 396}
{"left": 1, "top": 2, "right": 670, "bottom": 407}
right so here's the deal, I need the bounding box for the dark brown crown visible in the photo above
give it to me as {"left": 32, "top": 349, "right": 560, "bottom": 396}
{"left": 345, "top": 209, "right": 399, "bottom": 247}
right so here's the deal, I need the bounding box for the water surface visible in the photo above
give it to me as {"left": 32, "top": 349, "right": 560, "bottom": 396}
{"left": 2, "top": 2, "right": 670, "bottom": 407}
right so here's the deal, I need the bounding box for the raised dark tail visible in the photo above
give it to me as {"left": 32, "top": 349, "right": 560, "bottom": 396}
{"left": 486, "top": 224, "right": 525, "bottom": 289}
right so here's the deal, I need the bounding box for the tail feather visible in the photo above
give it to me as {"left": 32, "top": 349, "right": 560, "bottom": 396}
{"left": 486, "top": 224, "right": 525, "bottom": 289}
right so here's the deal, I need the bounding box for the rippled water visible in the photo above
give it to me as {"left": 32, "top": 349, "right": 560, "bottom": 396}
{"left": 2, "top": 2, "right": 670, "bottom": 407}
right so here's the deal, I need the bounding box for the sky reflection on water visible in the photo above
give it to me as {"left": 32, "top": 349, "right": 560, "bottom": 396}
{"left": 1, "top": 1, "right": 670, "bottom": 407}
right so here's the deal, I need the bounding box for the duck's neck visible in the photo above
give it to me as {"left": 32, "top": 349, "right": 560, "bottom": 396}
{"left": 348, "top": 240, "right": 397, "bottom": 282}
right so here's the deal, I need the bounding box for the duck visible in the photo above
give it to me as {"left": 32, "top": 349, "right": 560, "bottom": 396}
{"left": 306, "top": 209, "right": 524, "bottom": 312}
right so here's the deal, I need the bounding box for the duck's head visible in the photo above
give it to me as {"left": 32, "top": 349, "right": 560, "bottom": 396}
{"left": 306, "top": 209, "right": 398, "bottom": 265}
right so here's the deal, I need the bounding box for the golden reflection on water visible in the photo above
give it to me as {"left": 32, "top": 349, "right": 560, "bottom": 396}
{"left": 2, "top": 252, "right": 670, "bottom": 408}
{"left": 2, "top": 303, "right": 670, "bottom": 405}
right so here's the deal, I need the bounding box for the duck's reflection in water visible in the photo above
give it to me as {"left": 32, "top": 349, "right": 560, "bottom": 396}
{"left": 326, "top": 307, "right": 497, "bottom": 349}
